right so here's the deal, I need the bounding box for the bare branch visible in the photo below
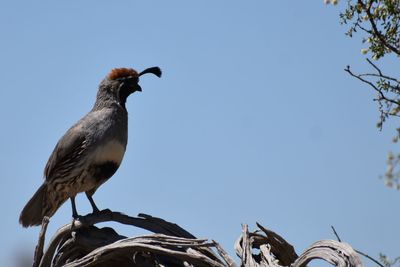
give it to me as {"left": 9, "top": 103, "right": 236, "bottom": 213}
{"left": 345, "top": 65, "right": 400, "bottom": 106}
{"left": 366, "top": 58, "right": 383, "bottom": 76}
{"left": 365, "top": 59, "right": 400, "bottom": 83}
{"left": 356, "top": 250, "right": 385, "bottom": 267}
{"left": 330, "top": 225, "right": 342, "bottom": 242}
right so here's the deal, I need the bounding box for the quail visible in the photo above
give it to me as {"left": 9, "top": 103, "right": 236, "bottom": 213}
{"left": 19, "top": 66, "right": 161, "bottom": 227}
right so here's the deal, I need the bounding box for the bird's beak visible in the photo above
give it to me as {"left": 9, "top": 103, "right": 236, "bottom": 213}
{"left": 132, "top": 66, "right": 160, "bottom": 93}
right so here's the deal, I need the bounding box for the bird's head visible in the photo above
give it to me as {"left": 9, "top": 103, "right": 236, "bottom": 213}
{"left": 96, "top": 66, "right": 161, "bottom": 108}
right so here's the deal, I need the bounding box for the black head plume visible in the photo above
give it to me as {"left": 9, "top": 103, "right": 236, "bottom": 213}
{"left": 139, "top": 67, "right": 162, "bottom": 78}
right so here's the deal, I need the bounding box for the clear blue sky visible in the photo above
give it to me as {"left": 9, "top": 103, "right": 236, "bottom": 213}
{"left": 0, "top": 1, "right": 398, "bottom": 266}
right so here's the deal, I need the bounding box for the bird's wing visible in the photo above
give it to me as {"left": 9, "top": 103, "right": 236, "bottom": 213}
{"left": 44, "top": 125, "right": 88, "bottom": 181}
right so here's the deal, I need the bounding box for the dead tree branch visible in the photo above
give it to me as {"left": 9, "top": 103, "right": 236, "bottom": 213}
{"left": 33, "top": 217, "right": 49, "bottom": 267}
{"left": 293, "top": 240, "right": 363, "bottom": 267}
{"left": 32, "top": 210, "right": 364, "bottom": 267}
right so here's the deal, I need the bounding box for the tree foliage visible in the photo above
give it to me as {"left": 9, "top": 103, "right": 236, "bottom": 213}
{"left": 333, "top": 0, "right": 400, "bottom": 189}
{"left": 325, "top": 1, "right": 400, "bottom": 266}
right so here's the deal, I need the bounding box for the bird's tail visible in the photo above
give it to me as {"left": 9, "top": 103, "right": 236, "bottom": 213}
{"left": 19, "top": 183, "right": 68, "bottom": 227}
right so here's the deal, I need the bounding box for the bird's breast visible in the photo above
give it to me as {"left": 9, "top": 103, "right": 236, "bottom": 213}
{"left": 92, "top": 140, "right": 126, "bottom": 166}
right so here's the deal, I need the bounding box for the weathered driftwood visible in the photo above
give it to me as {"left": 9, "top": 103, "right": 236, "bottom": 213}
{"left": 236, "top": 223, "right": 363, "bottom": 267}
{"left": 32, "top": 210, "right": 364, "bottom": 267}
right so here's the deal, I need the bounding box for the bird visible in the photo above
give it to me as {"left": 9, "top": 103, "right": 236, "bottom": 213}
{"left": 19, "top": 66, "right": 161, "bottom": 227}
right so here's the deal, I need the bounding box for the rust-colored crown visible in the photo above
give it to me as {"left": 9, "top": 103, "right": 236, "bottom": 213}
{"left": 108, "top": 68, "right": 139, "bottom": 80}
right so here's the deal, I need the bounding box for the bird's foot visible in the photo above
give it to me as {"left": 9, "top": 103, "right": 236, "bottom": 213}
{"left": 70, "top": 214, "right": 90, "bottom": 228}
{"left": 70, "top": 209, "right": 113, "bottom": 229}
{"left": 70, "top": 216, "right": 81, "bottom": 230}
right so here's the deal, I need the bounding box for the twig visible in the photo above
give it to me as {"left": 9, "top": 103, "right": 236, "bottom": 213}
{"left": 330, "top": 225, "right": 342, "bottom": 242}
{"left": 331, "top": 225, "right": 384, "bottom": 267}
{"left": 355, "top": 250, "right": 385, "bottom": 267}
{"left": 366, "top": 58, "right": 383, "bottom": 76}
{"left": 345, "top": 65, "right": 400, "bottom": 105}
{"left": 365, "top": 59, "right": 400, "bottom": 83}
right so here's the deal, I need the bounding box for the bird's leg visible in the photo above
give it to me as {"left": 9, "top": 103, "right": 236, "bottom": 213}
{"left": 85, "top": 192, "right": 100, "bottom": 214}
{"left": 70, "top": 196, "right": 88, "bottom": 228}
{"left": 70, "top": 196, "right": 79, "bottom": 219}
